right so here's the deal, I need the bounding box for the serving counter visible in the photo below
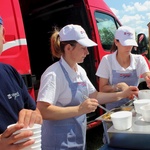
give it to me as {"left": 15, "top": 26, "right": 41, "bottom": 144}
{"left": 96, "top": 110, "right": 150, "bottom": 149}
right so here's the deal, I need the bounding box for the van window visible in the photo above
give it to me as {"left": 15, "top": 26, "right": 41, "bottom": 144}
{"left": 95, "top": 12, "right": 120, "bottom": 51}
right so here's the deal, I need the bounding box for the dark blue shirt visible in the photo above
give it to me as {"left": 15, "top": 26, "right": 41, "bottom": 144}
{"left": 0, "top": 63, "right": 36, "bottom": 133}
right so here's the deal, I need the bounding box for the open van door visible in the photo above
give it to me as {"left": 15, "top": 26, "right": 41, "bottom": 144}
{"left": 1, "top": 0, "right": 35, "bottom": 98}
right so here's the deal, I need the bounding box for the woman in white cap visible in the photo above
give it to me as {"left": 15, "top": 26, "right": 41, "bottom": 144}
{"left": 96, "top": 25, "right": 150, "bottom": 111}
{"left": 37, "top": 24, "right": 138, "bottom": 150}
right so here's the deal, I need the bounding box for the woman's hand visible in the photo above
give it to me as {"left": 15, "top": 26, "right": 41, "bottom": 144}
{"left": 0, "top": 108, "right": 43, "bottom": 150}
{"left": 145, "top": 75, "right": 150, "bottom": 88}
{"left": 18, "top": 109, "right": 43, "bottom": 128}
{"left": 0, "top": 109, "right": 42, "bottom": 149}
{"left": 116, "top": 82, "right": 129, "bottom": 91}
{"left": 122, "top": 86, "right": 139, "bottom": 99}
{"left": 79, "top": 98, "right": 99, "bottom": 114}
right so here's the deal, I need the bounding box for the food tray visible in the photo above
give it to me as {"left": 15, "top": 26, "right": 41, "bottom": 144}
{"left": 95, "top": 106, "right": 133, "bottom": 122}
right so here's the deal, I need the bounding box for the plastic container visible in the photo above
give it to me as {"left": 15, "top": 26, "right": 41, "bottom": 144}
{"left": 138, "top": 90, "right": 150, "bottom": 99}
{"left": 133, "top": 99, "right": 150, "bottom": 114}
{"left": 140, "top": 104, "right": 150, "bottom": 122}
{"left": 7, "top": 123, "right": 41, "bottom": 150}
{"left": 110, "top": 111, "right": 132, "bottom": 130}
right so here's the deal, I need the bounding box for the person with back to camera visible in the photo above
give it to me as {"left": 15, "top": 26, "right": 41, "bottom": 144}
{"left": 36, "top": 24, "right": 139, "bottom": 150}
{"left": 96, "top": 25, "right": 150, "bottom": 111}
{"left": 0, "top": 17, "right": 43, "bottom": 150}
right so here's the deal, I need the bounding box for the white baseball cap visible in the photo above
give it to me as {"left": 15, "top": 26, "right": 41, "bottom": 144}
{"left": 59, "top": 24, "right": 97, "bottom": 47}
{"left": 115, "top": 26, "right": 138, "bottom": 46}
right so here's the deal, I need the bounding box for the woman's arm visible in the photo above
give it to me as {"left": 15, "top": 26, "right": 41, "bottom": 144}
{"left": 89, "top": 86, "right": 139, "bottom": 104}
{"left": 37, "top": 99, "right": 99, "bottom": 120}
{"left": 99, "top": 77, "right": 129, "bottom": 92}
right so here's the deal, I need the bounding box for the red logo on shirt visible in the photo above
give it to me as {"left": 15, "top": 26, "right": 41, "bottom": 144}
{"left": 78, "top": 82, "right": 86, "bottom": 86}
{"left": 120, "top": 74, "right": 131, "bottom": 78}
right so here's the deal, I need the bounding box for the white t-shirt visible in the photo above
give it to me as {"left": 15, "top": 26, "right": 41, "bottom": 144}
{"left": 96, "top": 51, "right": 150, "bottom": 84}
{"left": 37, "top": 57, "right": 96, "bottom": 106}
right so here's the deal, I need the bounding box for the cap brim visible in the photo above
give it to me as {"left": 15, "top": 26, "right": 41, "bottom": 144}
{"left": 77, "top": 38, "right": 97, "bottom": 47}
{"left": 120, "top": 39, "right": 138, "bottom": 47}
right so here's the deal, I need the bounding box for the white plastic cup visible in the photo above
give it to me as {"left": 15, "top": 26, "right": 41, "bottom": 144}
{"left": 22, "top": 141, "right": 41, "bottom": 150}
{"left": 133, "top": 99, "right": 150, "bottom": 114}
{"left": 138, "top": 90, "right": 150, "bottom": 99}
{"left": 7, "top": 123, "right": 41, "bottom": 150}
{"left": 7, "top": 123, "right": 41, "bottom": 133}
{"left": 140, "top": 104, "right": 150, "bottom": 122}
{"left": 111, "top": 111, "right": 132, "bottom": 130}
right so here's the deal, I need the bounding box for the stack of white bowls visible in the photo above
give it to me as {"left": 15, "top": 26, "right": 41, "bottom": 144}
{"left": 133, "top": 99, "right": 150, "bottom": 114}
{"left": 138, "top": 89, "right": 150, "bottom": 99}
{"left": 140, "top": 104, "right": 150, "bottom": 122}
{"left": 8, "top": 123, "right": 41, "bottom": 150}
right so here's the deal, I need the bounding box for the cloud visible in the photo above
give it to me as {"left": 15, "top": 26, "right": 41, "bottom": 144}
{"left": 120, "top": 14, "right": 144, "bottom": 25}
{"left": 110, "top": 7, "right": 119, "bottom": 16}
{"left": 110, "top": 7, "right": 121, "bottom": 19}
{"left": 137, "top": 1, "right": 150, "bottom": 11}
{"left": 133, "top": 2, "right": 148, "bottom": 11}
{"left": 122, "top": 4, "right": 135, "bottom": 12}
{"left": 146, "top": 13, "right": 150, "bottom": 19}
{"left": 109, "top": 1, "right": 150, "bottom": 36}
{"left": 123, "top": 1, "right": 150, "bottom": 12}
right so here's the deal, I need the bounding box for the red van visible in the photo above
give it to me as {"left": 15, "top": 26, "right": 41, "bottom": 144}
{"left": 1, "top": 0, "right": 148, "bottom": 129}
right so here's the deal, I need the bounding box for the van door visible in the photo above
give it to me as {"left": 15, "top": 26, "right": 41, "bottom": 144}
{"left": 1, "top": 0, "right": 35, "bottom": 98}
{"left": 85, "top": 0, "right": 122, "bottom": 68}
{"left": 18, "top": 0, "right": 102, "bottom": 129}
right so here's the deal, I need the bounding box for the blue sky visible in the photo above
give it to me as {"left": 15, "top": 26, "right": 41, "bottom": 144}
{"left": 104, "top": 0, "right": 150, "bottom": 37}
